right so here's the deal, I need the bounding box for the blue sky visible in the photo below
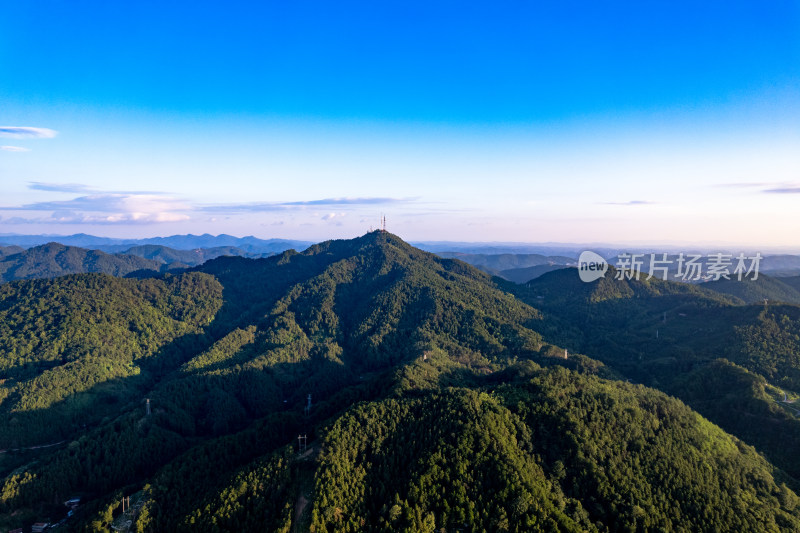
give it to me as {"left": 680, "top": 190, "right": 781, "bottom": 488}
{"left": 1, "top": 1, "right": 799, "bottom": 245}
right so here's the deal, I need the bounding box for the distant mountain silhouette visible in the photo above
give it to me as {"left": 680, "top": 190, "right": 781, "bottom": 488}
{"left": 0, "top": 232, "right": 312, "bottom": 255}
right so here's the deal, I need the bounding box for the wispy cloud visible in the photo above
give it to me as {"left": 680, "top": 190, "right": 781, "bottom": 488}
{"left": 199, "top": 197, "right": 418, "bottom": 213}
{"left": 28, "top": 181, "right": 93, "bottom": 193}
{"left": 600, "top": 200, "right": 655, "bottom": 206}
{"left": 3, "top": 188, "right": 421, "bottom": 227}
{"left": 26, "top": 181, "right": 165, "bottom": 195}
{"left": 2, "top": 194, "right": 191, "bottom": 224}
{"left": 284, "top": 197, "right": 416, "bottom": 206}
{"left": 713, "top": 182, "right": 767, "bottom": 189}
{"left": 23, "top": 194, "right": 188, "bottom": 213}
{"left": 713, "top": 181, "right": 800, "bottom": 194}
{"left": 1, "top": 212, "right": 188, "bottom": 225}
{"left": 0, "top": 145, "right": 30, "bottom": 152}
{"left": 0, "top": 126, "right": 58, "bottom": 139}
{"left": 764, "top": 186, "right": 800, "bottom": 194}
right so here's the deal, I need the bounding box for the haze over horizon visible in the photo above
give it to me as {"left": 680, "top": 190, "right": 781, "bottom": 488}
{"left": 2, "top": 1, "right": 798, "bottom": 245}
{"left": 3, "top": 230, "right": 799, "bottom": 256}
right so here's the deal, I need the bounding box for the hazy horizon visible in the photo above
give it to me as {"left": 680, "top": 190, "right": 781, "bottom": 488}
{"left": 2, "top": 230, "right": 799, "bottom": 255}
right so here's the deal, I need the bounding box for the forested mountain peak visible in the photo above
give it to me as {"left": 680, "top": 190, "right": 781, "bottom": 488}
{"left": 288, "top": 230, "right": 452, "bottom": 272}
{"left": 193, "top": 231, "right": 543, "bottom": 372}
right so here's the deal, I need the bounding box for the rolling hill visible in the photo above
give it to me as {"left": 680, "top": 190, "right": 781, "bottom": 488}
{"left": 0, "top": 243, "right": 281, "bottom": 285}
{"left": 704, "top": 273, "right": 800, "bottom": 305}
{"left": 121, "top": 244, "right": 263, "bottom": 266}
{"left": 510, "top": 266, "right": 800, "bottom": 482}
{"left": 0, "top": 243, "right": 162, "bottom": 284}
{"left": 434, "top": 252, "right": 574, "bottom": 273}
{"left": 497, "top": 264, "right": 569, "bottom": 283}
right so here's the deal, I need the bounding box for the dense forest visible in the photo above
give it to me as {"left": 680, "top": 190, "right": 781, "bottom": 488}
{"left": 1, "top": 232, "right": 799, "bottom": 532}
{"left": 510, "top": 267, "right": 800, "bottom": 482}
{"left": 704, "top": 274, "right": 800, "bottom": 305}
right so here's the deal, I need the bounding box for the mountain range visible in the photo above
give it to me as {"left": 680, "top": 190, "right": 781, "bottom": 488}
{"left": 0, "top": 243, "right": 293, "bottom": 285}
{"left": 0, "top": 233, "right": 799, "bottom": 532}
{"left": 0, "top": 233, "right": 312, "bottom": 255}
{"left": 4, "top": 233, "right": 800, "bottom": 283}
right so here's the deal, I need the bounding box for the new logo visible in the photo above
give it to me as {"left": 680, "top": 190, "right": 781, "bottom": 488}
{"left": 578, "top": 251, "right": 608, "bottom": 282}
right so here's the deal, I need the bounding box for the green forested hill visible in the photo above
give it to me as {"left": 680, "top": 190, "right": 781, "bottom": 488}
{"left": 1, "top": 233, "right": 799, "bottom": 532}
{"left": 0, "top": 272, "right": 223, "bottom": 448}
{"left": 0, "top": 246, "right": 25, "bottom": 259}
{"left": 434, "top": 252, "right": 573, "bottom": 272}
{"left": 703, "top": 273, "right": 800, "bottom": 305}
{"left": 0, "top": 243, "right": 162, "bottom": 283}
{"left": 121, "top": 244, "right": 259, "bottom": 266}
{"left": 512, "top": 267, "right": 800, "bottom": 483}
{"left": 779, "top": 275, "right": 800, "bottom": 293}
{"left": 308, "top": 369, "right": 798, "bottom": 532}
{"left": 498, "top": 264, "right": 567, "bottom": 283}
{"left": 124, "top": 365, "right": 800, "bottom": 532}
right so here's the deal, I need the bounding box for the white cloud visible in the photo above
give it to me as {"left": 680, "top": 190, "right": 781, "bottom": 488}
{"left": 600, "top": 200, "right": 656, "bottom": 206}
{"left": 50, "top": 210, "right": 189, "bottom": 224}
{"left": 2, "top": 194, "right": 191, "bottom": 225}
{"left": 2, "top": 186, "right": 414, "bottom": 228}
{"left": 0, "top": 126, "right": 58, "bottom": 139}
{"left": 199, "top": 197, "right": 418, "bottom": 213}
{"left": 17, "top": 194, "right": 187, "bottom": 213}
{"left": 0, "top": 145, "right": 30, "bottom": 152}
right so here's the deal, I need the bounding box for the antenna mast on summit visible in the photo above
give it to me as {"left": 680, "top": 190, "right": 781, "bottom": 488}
{"left": 381, "top": 215, "right": 386, "bottom": 232}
